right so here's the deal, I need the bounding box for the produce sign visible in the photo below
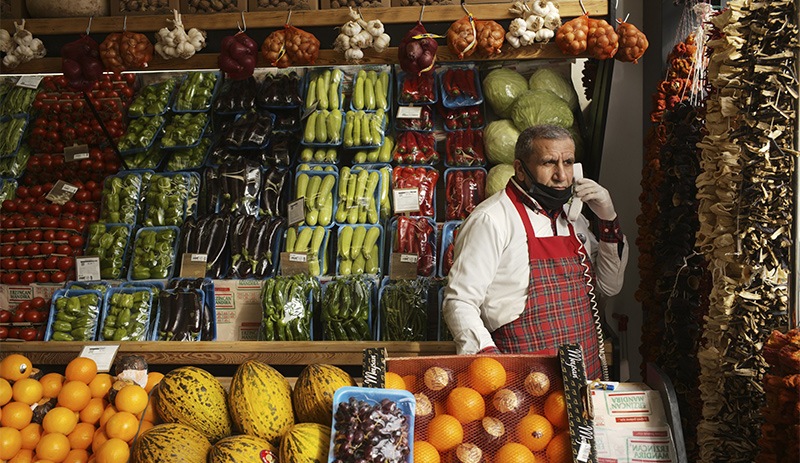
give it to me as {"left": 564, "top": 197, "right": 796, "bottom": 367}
{"left": 392, "top": 167, "right": 438, "bottom": 217}
{"left": 321, "top": 276, "right": 373, "bottom": 340}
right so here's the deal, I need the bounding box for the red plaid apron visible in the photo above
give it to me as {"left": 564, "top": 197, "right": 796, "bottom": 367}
{"left": 492, "top": 184, "right": 603, "bottom": 380}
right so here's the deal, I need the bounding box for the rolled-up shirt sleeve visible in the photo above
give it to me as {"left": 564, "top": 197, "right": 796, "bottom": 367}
{"left": 582, "top": 216, "right": 628, "bottom": 297}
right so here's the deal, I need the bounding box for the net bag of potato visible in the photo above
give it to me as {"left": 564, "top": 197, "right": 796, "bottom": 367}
{"left": 261, "top": 23, "right": 320, "bottom": 68}
{"left": 447, "top": 14, "right": 505, "bottom": 59}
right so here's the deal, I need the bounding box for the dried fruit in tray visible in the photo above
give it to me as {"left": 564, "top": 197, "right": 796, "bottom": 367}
{"left": 330, "top": 392, "right": 412, "bottom": 462}
{"left": 393, "top": 132, "right": 438, "bottom": 165}
{"left": 446, "top": 129, "right": 485, "bottom": 166}
{"left": 445, "top": 169, "right": 486, "bottom": 220}
{"left": 392, "top": 166, "right": 438, "bottom": 218}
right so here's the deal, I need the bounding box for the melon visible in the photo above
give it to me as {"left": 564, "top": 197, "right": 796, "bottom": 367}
{"left": 132, "top": 423, "right": 211, "bottom": 463}
{"left": 155, "top": 366, "right": 232, "bottom": 443}
{"left": 292, "top": 364, "right": 356, "bottom": 425}
{"left": 208, "top": 434, "right": 279, "bottom": 463}
{"left": 279, "top": 422, "right": 332, "bottom": 463}
{"left": 228, "top": 360, "right": 294, "bottom": 447}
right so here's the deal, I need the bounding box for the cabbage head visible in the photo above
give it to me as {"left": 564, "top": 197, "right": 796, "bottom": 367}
{"left": 510, "top": 90, "right": 574, "bottom": 132}
{"left": 482, "top": 68, "right": 529, "bottom": 118}
{"left": 486, "top": 164, "right": 516, "bottom": 197}
{"left": 484, "top": 120, "right": 520, "bottom": 165}
{"left": 528, "top": 68, "right": 580, "bottom": 112}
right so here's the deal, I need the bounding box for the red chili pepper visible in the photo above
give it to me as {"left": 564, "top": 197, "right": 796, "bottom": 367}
{"left": 473, "top": 130, "right": 485, "bottom": 163}
{"left": 443, "top": 69, "right": 458, "bottom": 98}
{"left": 415, "top": 218, "right": 436, "bottom": 276}
{"left": 474, "top": 169, "right": 486, "bottom": 203}
{"left": 418, "top": 73, "right": 435, "bottom": 102}
{"left": 396, "top": 216, "right": 410, "bottom": 252}
{"left": 402, "top": 75, "right": 419, "bottom": 103}
{"left": 462, "top": 175, "right": 477, "bottom": 217}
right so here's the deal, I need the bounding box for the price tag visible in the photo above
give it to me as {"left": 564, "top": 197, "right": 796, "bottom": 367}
{"left": 301, "top": 102, "right": 319, "bottom": 121}
{"left": 577, "top": 440, "right": 591, "bottom": 462}
{"left": 396, "top": 106, "right": 423, "bottom": 119}
{"left": 389, "top": 253, "right": 418, "bottom": 280}
{"left": 280, "top": 252, "right": 309, "bottom": 276}
{"left": 45, "top": 180, "right": 79, "bottom": 205}
{"left": 79, "top": 345, "right": 120, "bottom": 373}
{"left": 64, "top": 144, "right": 90, "bottom": 162}
{"left": 180, "top": 253, "right": 207, "bottom": 278}
{"left": 287, "top": 199, "right": 306, "bottom": 227}
{"left": 16, "top": 75, "right": 43, "bottom": 89}
{"left": 392, "top": 188, "right": 420, "bottom": 214}
{"left": 75, "top": 256, "right": 101, "bottom": 282}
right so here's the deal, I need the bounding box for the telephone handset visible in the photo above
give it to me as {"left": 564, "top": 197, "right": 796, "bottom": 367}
{"left": 567, "top": 163, "right": 583, "bottom": 222}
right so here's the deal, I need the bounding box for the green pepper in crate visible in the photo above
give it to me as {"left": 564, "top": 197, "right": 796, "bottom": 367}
{"left": 131, "top": 228, "right": 177, "bottom": 280}
{"left": 380, "top": 280, "right": 429, "bottom": 341}
{"left": 102, "top": 290, "right": 150, "bottom": 342}
{"left": 161, "top": 113, "right": 208, "bottom": 148}
{"left": 100, "top": 174, "right": 142, "bottom": 225}
{"left": 175, "top": 72, "right": 217, "bottom": 111}
{"left": 143, "top": 174, "right": 189, "bottom": 227}
{"left": 165, "top": 138, "right": 211, "bottom": 171}
{"left": 128, "top": 79, "right": 177, "bottom": 117}
{"left": 117, "top": 115, "right": 165, "bottom": 152}
{"left": 51, "top": 293, "right": 100, "bottom": 342}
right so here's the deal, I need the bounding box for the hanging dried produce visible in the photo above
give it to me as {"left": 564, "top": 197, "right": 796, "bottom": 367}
{"left": 758, "top": 329, "right": 800, "bottom": 462}
{"left": 555, "top": 13, "right": 589, "bottom": 55}
{"left": 218, "top": 31, "right": 258, "bottom": 80}
{"left": 0, "top": 20, "right": 46, "bottom": 69}
{"left": 447, "top": 8, "right": 505, "bottom": 59}
{"left": 155, "top": 10, "right": 207, "bottom": 60}
{"left": 100, "top": 32, "right": 125, "bottom": 72}
{"left": 333, "top": 7, "right": 391, "bottom": 62}
{"left": 61, "top": 35, "right": 104, "bottom": 92}
{"left": 506, "top": 0, "right": 560, "bottom": 47}
{"left": 101, "top": 29, "right": 154, "bottom": 72}
{"left": 615, "top": 19, "right": 648, "bottom": 63}
{"left": 586, "top": 17, "right": 618, "bottom": 59}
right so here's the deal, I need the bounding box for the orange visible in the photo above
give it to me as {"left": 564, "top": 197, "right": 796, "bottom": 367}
{"left": 63, "top": 449, "right": 89, "bottom": 463}
{"left": 19, "top": 422, "right": 41, "bottom": 449}
{"left": 494, "top": 442, "right": 536, "bottom": 463}
{"left": 384, "top": 372, "right": 406, "bottom": 390}
{"left": 91, "top": 427, "right": 109, "bottom": 453}
{"left": 79, "top": 398, "right": 106, "bottom": 425}
{"left": 64, "top": 358, "right": 97, "bottom": 385}
{"left": 114, "top": 385, "right": 148, "bottom": 415}
{"left": 57, "top": 381, "right": 92, "bottom": 412}
{"left": 0, "top": 426, "right": 23, "bottom": 460}
{"left": 104, "top": 411, "right": 139, "bottom": 442}
{"left": 40, "top": 374, "right": 65, "bottom": 399}
{"left": 402, "top": 375, "right": 419, "bottom": 393}
{"left": 543, "top": 391, "right": 569, "bottom": 429}
{"left": 0, "top": 354, "right": 33, "bottom": 382}
{"left": 9, "top": 447, "right": 33, "bottom": 463}
{"left": 517, "top": 414, "right": 553, "bottom": 452}
{"left": 445, "top": 387, "right": 485, "bottom": 424}
{"left": 42, "top": 406, "right": 79, "bottom": 435}
{"left": 12, "top": 378, "right": 44, "bottom": 405}
{"left": 2, "top": 401, "right": 33, "bottom": 429}
{"left": 547, "top": 432, "right": 573, "bottom": 463}
{"left": 98, "top": 405, "right": 117, "bottom": 428}
{"left": 95, "top": 437, "right": 130, "bottom": 463}
{"left": 413, "top": 441, "right": 441, "bottom": 463}
{"left": 138, "top": 419, "right": 154, "bottom": 434}
{"left": 0, "top": 378, "right": 13, "bottom": 406}
{"left": 427, "top": 414, "right": 463, "bottom": 453}
{"left": 137, "top": 396, "right": 158, "bottom": 423}
{"left": 144, "top": 372, "right": 164, "bottom": 393}
{"left": 68, "top": 422, "right": 96, "bottom": 451}
{"left": 35, "top": 431, "right": 70, "bottom": 462}
{"left": 88, "top": 374, "right": 112, "bottom": 399}
{"left": 467, "top": 357, "right": 507, "bottom": 396}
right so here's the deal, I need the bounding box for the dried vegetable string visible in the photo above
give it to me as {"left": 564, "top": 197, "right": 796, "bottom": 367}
{"left": 757, "top": 328, "right": 800, "bottom": 462}
{"left": 695, "top": 1, "right": 797, "bottom": 462}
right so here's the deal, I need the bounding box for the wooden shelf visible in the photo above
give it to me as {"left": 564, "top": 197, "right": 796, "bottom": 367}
{"left": 1, "top": 341, "right": 457, "bottom": 367}
{"left": 0, "top": 2, "right": 607, "bottom": 35}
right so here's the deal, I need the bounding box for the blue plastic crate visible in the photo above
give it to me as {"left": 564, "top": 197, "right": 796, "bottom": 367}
{"left": 45, "top": 289, "right": 103, "bottom": 341}
{"left": 437, "top": 63, "right": 484, "bottom": 108}
{"left": 335, "top": 224, "right": 384, "bottom": 276}
{"left": 97, "top": 286, "right": 153, "bottom": 341}
{"left": 172, "top": 71, "right": 222, "bottom": 113}
{"left": 127, "top": 226, "right": 181, "bottom": 281}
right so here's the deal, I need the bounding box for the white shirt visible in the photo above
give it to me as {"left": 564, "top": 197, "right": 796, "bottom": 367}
{"left": 442, "top": 181, "right": 629, "bottom": 354}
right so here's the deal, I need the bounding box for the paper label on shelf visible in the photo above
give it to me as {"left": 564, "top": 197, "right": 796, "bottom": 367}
{"left": 396, "top": 106, "right": 422, "bottom": 119}
{"left": 16, "top": 75, "right": 43, "bottom": 89}
{"left": 79, "top": 345, "right": 119, "bottom": 373}
{"left": 301, "top": 102, "right": 318, "bottom": 120}
{"left": 180, "top": 253, "right": 207, "bottom": 278}
{"left": 76, "top": 257, "right": 101, "bottom": 282}
{"left": 45, "top": 180, "right": 78, "bottom": 205}
{"left": 64, "top": 144, "right": 90, "bottom": 162}
{"left": 362, "top": 347, "right": 387, "bottom": 388}
{"left": 287, "top": 199, "right": 305, "bottom": 226}
{"left": 392, "top": 188, "right": 420, "bottom": 214}
{"left": 389, "top": 253, "right": 418, "bottom": 280}
{"left": 280, "top": 252, "right": 309, "bottom": 276}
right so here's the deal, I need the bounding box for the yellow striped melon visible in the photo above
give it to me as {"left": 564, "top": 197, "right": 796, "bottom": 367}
{"left": 228, "top": 360, "right": 294, "bottom": 447}
{"left": 292, "top": 364, "right": 356, "bottom": 425}
{"left": 155, "top": 366, "right": 232, "bottom": 443}
{"left": 132, "top": 422, "right": 211, "bottom": 463}
{"left": 279, "top": 422, "right": 332, "bottom": 463}
{"left": 208, "top": 434, "right": 279, "bottom": 463}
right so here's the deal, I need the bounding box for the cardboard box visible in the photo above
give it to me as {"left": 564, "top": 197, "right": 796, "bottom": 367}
{"left": 590, "top": 383, "right": 668, "bottom": 428}
{"left": 594, "top": 427, "right": 677, "bottom": 463}
{"left": 0, "top": 284, "right": 63, "bottom": 310}
{"left": 180, "top": 0, "right": 247, "bottom": 13}
{"left": 248, "top": 0, "right": 317, "bottom": 11}
{"left": 212, "top": 279, "right": 265, "bottom": 341}
{"left": 321, "top": 0, "right": 389, "bottom": 9}
{"left": 110, "top": 0, "right": 179, "bottom": 16}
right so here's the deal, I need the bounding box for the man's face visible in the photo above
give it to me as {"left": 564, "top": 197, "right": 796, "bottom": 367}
{"left": 514, "top": 137, "right": 576, "bottom": 189}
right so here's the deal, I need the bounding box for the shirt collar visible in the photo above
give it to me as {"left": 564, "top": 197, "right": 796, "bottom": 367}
{"left": 508, "top": 177, "right": 563, "bottom": 218}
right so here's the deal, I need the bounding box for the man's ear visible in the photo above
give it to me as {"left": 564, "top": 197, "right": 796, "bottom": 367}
{"left": 513, "top": 159, "right": 525, "bottom": 182}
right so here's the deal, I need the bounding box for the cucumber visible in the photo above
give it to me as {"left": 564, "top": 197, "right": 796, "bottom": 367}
{"left": 295, "top": 227, "right": 313, "bottom": 253}
{"left": 338, "top": 167, "right": 351, "bottom": 202}
{"left": 364, "top": 77, "right": 376, "bottom": 110}
{"left": 328, "top": 109, "right": 342, "bottom": 143}
{"left": 366, "top": 245, "right": 380, "bottom": 274}
{"left": 354, "top": 151, "right": 368, "bottom": 164}
{"left": 318, "top": 193, "right": 333, "bottom": 226}
{"left": 316, "top": 110, "right": 329, "bottom": 143}
{"left": 306, "top": 78, "right": 317, "bottom": 109}
{"left": 306, "top": 175, "right": 322, "bottom": 210}
{"left": 352, "top": 253, "right": 366, "bottom": 275}
{"left": 318, "top": 71, "right": 330, "bottom": 110}
{"left": 311, "top": 226, "right": 326, "bottom": 254}
{"left": 300, "top": 147, "right": 314, "bottom": 162}
{"left": 351, "top": 225, "right": 367, "bottom": 258}
{"left": 339, "top": 258, "right": 352, "bottom": 276}
{"left": 363, "top": 226, "right": 381, "bottom": 259}
{"left": 339, "top": 226, "right": 353, "bottom": 259}
{"left": 360, "top": 112, "right": 372, "bottom": 146}
{"left": 317, "top": 174, "right": 337, "bottom": 209}
{"left": 325, "top": 148, "right": 338, "bottom": 162}
{"left": 329, "top": 69, "right": 343, "bottom": 109}
{"left": 374, "top": 78, "right": 387, "bottom": 110}
{"left": 378, "top": 135, "right": 393, "bottom": 163}
{"left": 352, "top": 111, "right": 361, "bottom": 147}
{"left": 304, "top": 112, "right": 318, "bottom": 143}
{"left": 343, "top": 111, "right": 355, "bottom": 148}
{"left": 353, "top": 70, "right": 366, "bottom": 110}
{"left": 295, "top": 173, "right": 310, "bottom": 200}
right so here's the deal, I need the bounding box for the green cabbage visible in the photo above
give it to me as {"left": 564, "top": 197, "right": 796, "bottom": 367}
{"left": 486, "top": 164, "right": 516, "bottom": 197}
{"left": 569, "top": 125, "right": 585, "bottom": 162}
{"left": 484, "top": 119, "right": 521, "bottom": 165}
{"left": 510, "top": 90, "right": 574, "bottom": 132}
{"left": 482, "top": 68, "right": 529, "bottom": 118}
{"left": 528, "top": 68, "right": 580, "bottom": 112}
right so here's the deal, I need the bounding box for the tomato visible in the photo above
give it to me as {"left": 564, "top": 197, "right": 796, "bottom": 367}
{"left": 0, "top": 310, "right": 11, "bottom": 323}
{"left": 0, "top": 244, "right": 11, "bottom": 256}
{"left": 55, "top": 231, "right": 70, "bottom": 241}
{"left": 50, "top": 271, "right": 67, "bottom": 283}
{"left": 2, "top": 232, "right": 16, "bottom": 243}
{"left": 36, "top": 271, "right": 50, "bottom": 283}
{"left": 42, "top": 230, "right": 56, "bottom": 241}
{"left": 59, "top": 218, "right": 77, "bottom": 230}
{"left": 41, "top": 217, "right": 59, "bottom": 228}
{"left": 16, "top": 258, "right": 30, "bottom": 270}
{"left": 8, "top": 327, "right": 20, "bottom": 339}
{"left": 2, "top": 200, "right": 17, "bottom": 212}
{"left": 12, "top": 245, "right": 26, "bottom": 257}
{"left": 29, "top": 258, "right": 44, "bottom": 271}
{"left": 1, "top": 258, "right": 16, "bottom": 270}
{"left": 47, "top": 203, "right": 62, "bottom": 216}
{"left": 33, "top": 203, "right": 47, "bottom": 215}
{"left": 20, "top": 271, "right": 36, "bottom": 285}
{"left": 57, "top": 256, "right": 74, "bottom": 272}
{"left": 2, "top": 272, "right": 18, "bottom": 284}
{"left": 56, "top": 245, "right": 73, "bottom": 256}
{"left": 25, "top": 243, "right": 40, "bottom": 256}
{"left": 0, "top": 326, "right": 7, "bottom": 340}
{"left": 12, "top": 310, "right": 26, "bottom": 323}
{"left": 40, "top": 243, "right": 56, "bottom": 255}
{"left": 67, "top": 236, "right": 84, "bottom": 249}
{"left": 26, "top": 217, "right": 41, "bottom": 228}
{"left": 20, "top": 328, "right": 38, "bottom": 341}
{"left": 2, "top": 218, "right": 14, "bottom": 229}
{"left": 13, "top": 218, "right": 26, "bottom": 228}
{"left": 74, "top": 190, "right": 91, "bottom": 202}
{"left": 24, "top": 310, "right": 44, "bottom": 323}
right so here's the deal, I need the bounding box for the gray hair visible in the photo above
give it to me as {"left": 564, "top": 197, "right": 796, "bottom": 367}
{"left": 514, "top": 125, "right": 574, "bottom": 162}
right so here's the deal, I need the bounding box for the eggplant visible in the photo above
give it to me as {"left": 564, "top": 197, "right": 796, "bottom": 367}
{"left": 231, "top": 215, "right": 257, "bottom": 278}
{"left": 253, "top": 217, "right": 286, "bottom": 278}
{"left": 205, "top": 214, "right": 231, "bottom": 279}
{"left": 180, "top": 216, "right": 197, "bottom": 256}
{"left": 260, "top": 167, "right": 289, "bottom": 217}
{"left": 245, "top": 217, "right": 270, "bottom": 277}
{"left": 158, "top": 291, "right": 178, "bottom": 341}
{"left": 173, "top": 290, "right": 202, "bottom": 341}
{"left": 265, "top": 132, "right": 297, "bottom": 167}
{"left": 200, "top": 292, "right": 215, "bottom": 341}
{"left": 200, "top": 167, "right": 221, "bottom": 216}
{"left": 214, "top": 76, "right": 257, "bottom": 113}
{"left": 273, "top": 108, "right": 301, "bottom": 131}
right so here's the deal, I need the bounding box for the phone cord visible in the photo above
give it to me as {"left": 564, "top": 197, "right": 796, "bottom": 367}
{"left": 578, "top": 244, "right": 610, "bottom": 381}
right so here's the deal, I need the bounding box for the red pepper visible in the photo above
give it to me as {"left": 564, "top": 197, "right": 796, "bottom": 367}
{"left": 462, "top": 174, "right": 477, "bottom": 217}
{"left": 463, "top": 68, "right": 478, "bottom": 98}
{"left": 396, "top": 216, "right": 410, "bottom": 252}
{"left": 415, "top": 218, "right": 436, "bottom": 276}
{"left": 443, "top": 69, "right": 458, "bottom": 98}
{"left": 473, "top": 130, "right": 485, "bottom": 163}
{"left": 402, "top": 75, "right": 420, "bottom": 103}
{"left": 474, "top": 169, "right": 486, "bottom": 203}
{"left": 447, "top": 170, "right": 465, "bottom": 220}
{"left": 418, "top": 73, "right": 435, "bottom": 103}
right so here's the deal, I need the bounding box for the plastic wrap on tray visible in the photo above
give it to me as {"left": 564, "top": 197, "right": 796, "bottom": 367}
{"left": 336, "top": 225, "right": 383, "bottom": 276}
{"left": 259, "top": 274, "right": 318, "bottom": 341}
{"left": 321, "top": 276, "right": 375, "bottom": 341}
{"left": 379, "top": 278, "right": 429, "bottom": 341}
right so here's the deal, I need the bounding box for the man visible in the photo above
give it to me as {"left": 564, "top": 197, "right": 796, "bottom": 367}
{"left": 442, "top": 124, "right": 628, "bottom": 380}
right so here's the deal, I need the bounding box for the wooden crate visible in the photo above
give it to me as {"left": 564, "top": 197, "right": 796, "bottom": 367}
{"left": 390, "top": 0, "right": 453, "bottom": 6}
{"left": 321, "top": 0, "right": 389, "bottom": 9}
{"left": 180, "top": 0, "right": 247, "bottom": 13}
{"left": 110, "top": 0, "right": 179, "bottom": 16}
{"left": 1, "top": 0, "right": 27, "bottom": 19}
{"left": 248, "top": 0, "right": 317, "bottom": 11}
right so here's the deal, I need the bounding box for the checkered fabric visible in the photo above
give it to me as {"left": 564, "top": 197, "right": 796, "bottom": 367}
{"left": 490, "top": 184, "right": 603, "bottom": 380}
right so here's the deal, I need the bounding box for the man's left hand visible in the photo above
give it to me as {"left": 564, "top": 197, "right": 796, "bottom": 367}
{"left": 575, "top": 178, "right": 616, "bottom": 221}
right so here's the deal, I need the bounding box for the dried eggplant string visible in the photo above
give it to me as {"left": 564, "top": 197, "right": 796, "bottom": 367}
{"left": 695, "top": 1, "right": 797, "bottom": 462}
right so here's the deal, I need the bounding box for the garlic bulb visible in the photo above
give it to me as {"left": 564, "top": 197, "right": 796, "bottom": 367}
{"left": 154, "top": 9, "right": 206, "bottom": 60}
{"left": 507, "top": 0, "right": 560, "bottom": 44}
{"left": 337, "top": 8, "right": 391, "bottom": 62}
{"left": 1, "top": 20, "right": 46, "bottom": 69}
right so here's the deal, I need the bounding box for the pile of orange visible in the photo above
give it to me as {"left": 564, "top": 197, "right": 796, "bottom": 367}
{"left": 390, "top": 357, "right": 574, "bottom": 463}
{"left": 0, "top": 354, "right": 162, "bottom": 463}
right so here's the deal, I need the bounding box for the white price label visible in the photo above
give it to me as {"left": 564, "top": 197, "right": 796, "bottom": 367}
{"left": 190, "top": 254, "right": 207, "bottom": 262}
{"left": 180, "top": 253, "right": 207, "bottom": 278}
{"left": 79, "top": 345, "right": 120, "bottom": 373}
{"left": 64, "top": 144, "right": 90, "bottom": 162}
{"left": 392, "top": 188, "right": 420, "bottom": 214}
{"left": 577, "top": 440, "right": 591, "bottom": 462}
{"left": 396, "top": 106, "right": 423, "bottom": 119}
{"left": 287, "top": 199, "right": 306, "bottom": 227}
{"left": 76, "top": 257, "right": 101, "bottom": 282}
{"left": 16, "top": 75, "right": 43, "bottom": 89}
{"left": 288, "top": 253, "right": 308, "bottom": 262}
{"left": 399, "top": 254, "right": 418, "bottom": 263}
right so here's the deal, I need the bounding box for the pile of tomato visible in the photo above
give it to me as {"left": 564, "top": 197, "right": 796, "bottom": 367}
{"left": 0, "top": 296, "right": 50, "bottom": 341}
{"left": 24, "top": 147, "right": 121, "bottom": 185}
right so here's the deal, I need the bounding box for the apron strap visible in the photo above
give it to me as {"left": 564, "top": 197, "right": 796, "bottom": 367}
{"left": 506, "top": 183, "right": 580, "bottom": 259}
